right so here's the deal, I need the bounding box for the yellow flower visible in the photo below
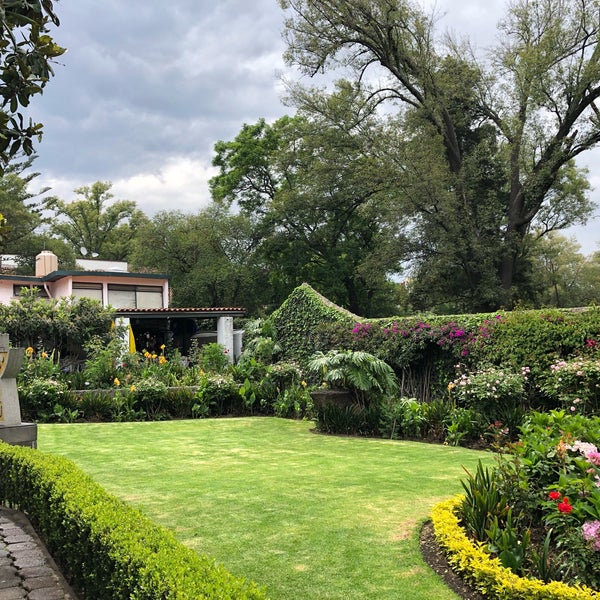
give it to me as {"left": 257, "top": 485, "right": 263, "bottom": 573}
{"left": 41, "top": 351, "right": 49, "bottom": 359}
{"left": 159, "top": 356, "right": 167, "bottom": 364}
{"left": 114, "top": 377, "right": 120, "bottom": 387}
{"left": 151, "top": 353, "right": 157, "bottom": 359}
{"left": 144, "top": 351, "right": 151, "bottom": 358}
{"left": 301, "top": 380, "right": 307, "bottom": 387}
{"left": 447, "top": 382, "right": 455, "bottom": 391}
{"left": 160, "top": 343, "right": 166, "bottom": 351}
{"left": 130, "top": 385, "right": 136, "bottom": 392}
{"left": 25, "top": 347, "right": 34, "bottom": 357}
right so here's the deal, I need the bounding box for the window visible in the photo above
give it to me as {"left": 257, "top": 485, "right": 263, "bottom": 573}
{"left": 136, "top": 285, "right": 163, "bottom": 309}
{"left": 12, "top": 284, "right": 49, "bottom": 298}
{"left": 107, "top": 284, "right": 163, "bottom": 308}
{"left": 72, "top": 282, "right": 103, "bottom": 302}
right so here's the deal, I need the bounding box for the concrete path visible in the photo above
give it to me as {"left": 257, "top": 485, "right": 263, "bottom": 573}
{"left": 0, "top": 507, "right": 78, "bottom": 600}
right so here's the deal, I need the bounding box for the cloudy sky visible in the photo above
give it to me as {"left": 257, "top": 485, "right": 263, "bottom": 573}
{"left": 26, "top": 0, "right": 599, "bottom": 254}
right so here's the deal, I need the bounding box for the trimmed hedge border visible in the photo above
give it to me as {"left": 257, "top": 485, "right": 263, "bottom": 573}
{"left": 431, "top": 495, "right": 599, "bottom": 600}
{"left": 0, "top": 441, "right": 267, "bottom": 600}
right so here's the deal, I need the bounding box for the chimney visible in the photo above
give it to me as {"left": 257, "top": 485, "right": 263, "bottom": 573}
{"left": 35, "top": 251, "right": 58, "bottom": 277}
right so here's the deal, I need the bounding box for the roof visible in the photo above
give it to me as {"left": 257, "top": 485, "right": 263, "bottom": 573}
{"left": 115, "top": 307, "right": 246, "bottom": 318}
{"left": 0, "top": 270, "right": 169, "bottom": 282}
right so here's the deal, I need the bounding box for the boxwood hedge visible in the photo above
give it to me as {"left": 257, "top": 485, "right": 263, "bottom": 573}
{"left": 0, "top": 441, "right": 266, "bottom": 600}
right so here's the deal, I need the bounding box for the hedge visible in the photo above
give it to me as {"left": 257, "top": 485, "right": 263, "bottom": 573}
{"left": 430, "top": 495, "right": 599, "bottom": 600}
{"left": 0, "top": 441, "right": 267, "bottom": 600}
{"left": 272, "top": 284, "right": 600, "bottom": 404}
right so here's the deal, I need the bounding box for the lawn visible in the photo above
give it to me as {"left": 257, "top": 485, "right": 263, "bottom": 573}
{"left": 38, "top": 417, "right": 490, "bottom": 600}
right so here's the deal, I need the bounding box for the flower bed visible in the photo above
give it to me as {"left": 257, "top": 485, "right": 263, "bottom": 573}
{"left": 431, "top": 495, "right": 600, "bottom": 599}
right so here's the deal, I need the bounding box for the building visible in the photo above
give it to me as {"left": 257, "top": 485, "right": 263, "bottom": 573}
{"left": 0, "top": 251, "right": 244, "bottom": 359}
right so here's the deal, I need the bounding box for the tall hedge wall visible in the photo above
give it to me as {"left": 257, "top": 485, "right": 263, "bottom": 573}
{"left": 272, "top": 284, "right": 600, "bottom": 402}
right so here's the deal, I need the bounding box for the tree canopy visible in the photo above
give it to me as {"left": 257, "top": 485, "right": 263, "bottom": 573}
{"left": 279, "top": 0, "right": 599, "bottom": 310}
{"left": 211, "top": 82, "right": 408, "bottom": 316}
{"left": 44, "top": 181, "right": 148, "bottom": 261}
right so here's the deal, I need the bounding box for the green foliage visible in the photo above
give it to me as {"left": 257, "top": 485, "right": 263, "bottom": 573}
{"left": 0, "top": 1, "right": 65, "bottom": 168}
{"left": 129, "top": 377, "right": 168, "bottom": 420}
{"left": 379, "top": 397, "right": 427, "bottom": 439}
{"left": 307, "top": 349, "right": 398, "bottom": 406}
{"left": 130, "top": 207, "right": 268, "bottom": 312}
{"left": 271, "top": 283, "right": 355, "bottom": 366}
{"left": 19, "top": 377, "right": 69, "bottom": 421}
{"left": 314, "top": 402, "right": 381, "bottom": 436}
{"left": 279, "top": 0, "right": 598, "bottom": 310}
{"left": 82, "top": 335, "right": 125, "bottom": 388}
{"left": 444, "top": 406, "right": 482, "bottom": 447}
{"left": 450, "top": 366, "right": 527, "bottom": 432}
{"left": 43, "top": 181, "right": 147, "bottom": 261}
{"left": 457, "top": 411, "right": 600, "bottom": 587}
{"left": 197, "top": 342, "right": 231, "bottom": 373}
{"left": 0, "top": 289, "right": 114, "bottom": 359}
{"left": 210, "top": 94, "right": 408, "bottom": 316}
{"left": 272, "top": 382, "right": 313, "bottom": 419}
{"left": 540, "top": 357, "right": 600, "bottom": 415}
{"left": 196, "top": 374, "right": 242, "bottom": 416}
{"left": 461, "top": 461, "right": 510, "bottom": 542}
{"left": 0, "top": 442, "right": 266, "bottom": 599}
{"left": 486, "top": 509, "right": 530, "bottom": 575}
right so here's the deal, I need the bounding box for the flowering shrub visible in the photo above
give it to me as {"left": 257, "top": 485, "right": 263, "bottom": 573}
{"left": 540, "top": 358, "right": 600, "bottom": 415}
{"left": 449, "top": 366, "right": 527, "bottom": 435}
{"left": 454, "top": 410, "right": 600, "bottom": 589}
{"left": 431, "top": 495, "right": 600, "bottom": 599}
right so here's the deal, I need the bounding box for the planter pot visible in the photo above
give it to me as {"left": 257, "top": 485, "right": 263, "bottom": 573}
{"left": 309, "top": 388, "right": 354, "bottom": 410}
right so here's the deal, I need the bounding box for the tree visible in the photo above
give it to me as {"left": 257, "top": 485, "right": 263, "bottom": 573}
{"left": 0, "top": 156, "right": 77, "bottom": 272}
{"left": 280, "top": 0, "right": 598, "bottom": 310}
{"left": 129, "top": 206, "right": 268, "bottom": 312}
{"left": 529, "top": 232, "right": 600, "bottom": 308}
{"left": 211, "top": 82, "right": 409, "bottom": 316}
{"left": 0, "top": 157, "right": 44, "bottom": 249}
{"left": 44, "top": 181, "right": 148, "bottom": 261}
{"left": 0, "top": 1, "right": 65, "bottom": 170}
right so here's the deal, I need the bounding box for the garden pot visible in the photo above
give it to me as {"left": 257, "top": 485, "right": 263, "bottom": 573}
{"left": 309, "top": 388, "right": 354, "bottom": 410}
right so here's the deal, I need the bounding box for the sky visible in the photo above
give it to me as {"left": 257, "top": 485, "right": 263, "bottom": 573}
{"left": 25, "top": 0, "right": 600, "bottom": 255}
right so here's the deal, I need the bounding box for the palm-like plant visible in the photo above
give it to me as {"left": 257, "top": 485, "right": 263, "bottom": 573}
{"left": 308, "top": 350, "right": 398, "bottom": 407}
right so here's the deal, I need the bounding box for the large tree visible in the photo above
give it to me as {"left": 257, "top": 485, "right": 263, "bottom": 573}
{"left": 129, "top": 206, "right": 268, "bottom": 312}
{"left": 280, "top": 0, "right": 598, "bottom": 310}
{"left": 44, "top": 181, "right": 147, "bottom": 261}
{"left": 0, "top": 1, "right": 64, "bottom": 170}
{"left": 211, "top": 82, "right": 408, "bottom": 316}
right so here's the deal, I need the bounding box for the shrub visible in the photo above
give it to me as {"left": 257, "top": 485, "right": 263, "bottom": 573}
{"left": 129, "top": 377, "right": 168, "bottom": 420}
{"left": 196, "top": 374, "right": 242, "bottom": 416}
{"left": 431, "top": 495, "right": 600, "bottom": 600}
{"left": 307, "top": 349, "right": 398, "bottom": 407}
{"left": 450, "top": 366, "right": 527, "bottom": 435}
{"left": 0, "top": 441, "right": 266, "bottom": 599}
{"left": 379, "top": 397, "right": 426, "bottom": 439}
{"left": 454, "top": 410, "right": 600, "bottom": 589}
{"left": 539, "top": 357, "right": 600, "bottom": 415}
{"left": 272, "top": 382, "right": 313, "bottom": 419}
{"left": 314, "top": 402, "right": 381, "bottom": 436}
{"left": 19, "top": 377, "right": 69, "bottom": 421}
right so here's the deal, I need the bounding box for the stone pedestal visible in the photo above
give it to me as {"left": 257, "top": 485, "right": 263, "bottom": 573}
{"left": 0, "top": 334, "right": 36, "bottom": 448}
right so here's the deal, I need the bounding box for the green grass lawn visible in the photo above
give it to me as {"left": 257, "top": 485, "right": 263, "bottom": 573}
{"left": 38, "top": 417, "right": 490, "bottom": 600}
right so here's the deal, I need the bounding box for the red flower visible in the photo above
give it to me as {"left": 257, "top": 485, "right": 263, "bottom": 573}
{"left": 548, "top": 491, "right": 561, "bottom": 501}
{"left": 558, "top": 497, "right": 572, "bottom": 513}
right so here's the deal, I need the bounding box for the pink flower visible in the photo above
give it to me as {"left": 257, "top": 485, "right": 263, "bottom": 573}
{"left": 582, "top": 521, "right": 600, "bottom": 551}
